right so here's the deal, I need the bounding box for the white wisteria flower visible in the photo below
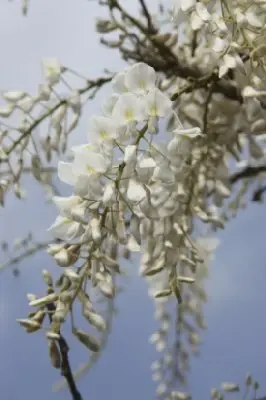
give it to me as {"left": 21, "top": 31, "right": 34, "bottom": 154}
{"left": 52, "top": 195, "right": 83, "bottom": 217}
{"left": 87, "top": 115, "right": 121, "bottom": 142}
{"left": 145, "top": 88, "right": 172, "bottom": 118}
{"left": 48, "top": 215, "right": 84, "bottom": 241}
{"left": 57, "top": 146, "right": 110, "bottom": 198}
{"left": 54, "top": 194, "right": 81, "bottom": 208}
{"left": 73, "top": 145, "right": 112, "bottom": 176}
{"left": 125, "top": 62, "right": 156, "bottom": 95}
{"left": 112, "top": 92, "right": 148, "bottom": 124}
{"left": 42, "top": 58, "right": 62, "bottom": 85}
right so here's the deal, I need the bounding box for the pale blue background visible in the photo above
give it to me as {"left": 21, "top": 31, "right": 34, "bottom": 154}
{"left": 0, "top": 1, "right": 266, "bottom": 399}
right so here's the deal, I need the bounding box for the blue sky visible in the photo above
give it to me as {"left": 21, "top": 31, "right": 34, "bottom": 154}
{"left": 0, "top": 1, "right": 266, "bottom": 399}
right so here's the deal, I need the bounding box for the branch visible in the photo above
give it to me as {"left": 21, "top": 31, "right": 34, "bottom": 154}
{"left": 52, "top": 295, "right": 116, "bottom": 393}
{"left": 0, "top": 241, "right": 52, "bottom": 272}
{"left": 230, "top": 165, "right": 266, "bottom": 184}
{"left": 252, "top": 185, "right": 266, "bottom": 202}
{"left": 47, "top": 303, "right": 83, "bottom": 400}
{"left": 138, "top": 0, "right": 157, "bottom": 33}
{"left": 108, "top": 0, "right": 243, "bottom": 104}
{"left": 6, "top": 76, "right": 112, "bottom": 156}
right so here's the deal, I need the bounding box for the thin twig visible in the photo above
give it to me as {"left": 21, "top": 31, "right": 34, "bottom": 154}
{"left": 0, "top": 241, "right": 52, "bottom": 272}
{"left": 138, "top": 0, "right": 157, "bottom": 33}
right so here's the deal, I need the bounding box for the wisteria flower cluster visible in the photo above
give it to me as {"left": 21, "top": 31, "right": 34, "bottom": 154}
{"left": 17, "top": 62, "right": 216, "bottom": 366}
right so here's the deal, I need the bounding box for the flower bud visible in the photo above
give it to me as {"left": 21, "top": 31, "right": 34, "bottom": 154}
{"left": 42, "top": 269, "right": 53, "bottom": 286}
{"left": 29, "top": 293, "right": 58, "bottom": 307}
{"left": 221, "top": 382, "right": 239, "bottom": 392}
{"left": 83, "top": 309, "right": 106, "bottom": 332}
{"left": 46, "top": 331, "right": 61, "bottom": 341}
{"left": 3, "top": 91, "right": 26, "bottom": 102}
{"left": 54, "top": 248, "right": 73, "bottom": 267}
{"left": 64, "top": 269, "right": 80, "bottom": 283}
{"left": 47, "top": 243, "right": 64, "bottom": 256}
{"left": 48, "top": 340, "right": 61, "bottom": 369}
{"left": 95, "top": 19, "right": 117, "bottom": 33}
{"left": 16, "top": 318, "right": 41, "bottom": 333}
{"left": 73, "top": 328, "right": 100, "bottom": 352}
{"left": 53, "top": 301, "right": 68, "bottom": 323}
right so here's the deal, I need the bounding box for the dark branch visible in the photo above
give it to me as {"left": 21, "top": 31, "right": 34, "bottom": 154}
{"left": 47, "top": 303, "right": 83, "bottom": 400}
{"left": 138, "top": 0, "right": 157, "bottom": 33}
{"left": 230, "top": 165, "right": 266, "bottom": 184}
{"left": 252, "top": 185, "right": 266, "bottom": 202}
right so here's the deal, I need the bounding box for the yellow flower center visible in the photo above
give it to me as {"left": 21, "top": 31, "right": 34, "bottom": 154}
{"left": 62, "top": 217, "right": 72, "bottom": 225}
{"left": 100, "top": 130, "right": 109, "bottom": 139}
{"left": 139, "top": 80, "right": 146, "bottom": 89}
{"left": 87, "top": 165, "right": 96, "bottom": 174}
{"left": 150, "top": 105, "right": 157, "bottom": 116}
{"left": 125, "top": 109, "right": 134, "bottom": 121}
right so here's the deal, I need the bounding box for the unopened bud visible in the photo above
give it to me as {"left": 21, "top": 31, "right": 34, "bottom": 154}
{"left": 16, "top": 318, "right": 41, "bottom": 333}
{"left": 153, "top": 288, "right": 172, "bottom": 299}
{"left": 64, "top": 268, "right": 80, "bottom": 283}
{"left": 53, "top": 301, "right": 68, "bottom": 323}
{"left": 95, "top": 19, "right": 117, "bottom": 33}
{"left": 29, "top": 293, "right": 58, "bottom": 307}
{"left": 221, "top": 382, "right": 239, "bottom": 392}
{"left": 46, "top": 331, "right": 61, "bottom": 341}
{"left": 98, "top": 280, "right": 115, "bottom": 299}
{"left": 48, "top": 340, "right": 61, "bottom": 369}
{"left": 83, "top": 309, "right": 106, "bottom": 332}
{"left": 54, "top": 248, "right": 72, "bottom": 267}
{"left": 73, "top": 328, "right": 100, "bottom": 352}
{"left": 42, "top": 269, "right": 53, "bottom": 286}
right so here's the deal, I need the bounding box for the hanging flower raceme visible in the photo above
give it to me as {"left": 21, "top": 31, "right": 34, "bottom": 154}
{"left": 21, "top": 62, "right": 222, "bottom": 378}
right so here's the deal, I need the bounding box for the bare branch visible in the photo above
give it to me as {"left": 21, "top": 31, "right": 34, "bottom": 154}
{"left": 230, "top": 165, "right": 266, "bottom": 185}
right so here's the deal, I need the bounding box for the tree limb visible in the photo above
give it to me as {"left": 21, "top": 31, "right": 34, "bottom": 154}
{"left": 230, "top": 165, "right": 266, "bottom": 184}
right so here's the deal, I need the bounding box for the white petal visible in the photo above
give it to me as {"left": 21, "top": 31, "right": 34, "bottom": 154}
{"left": 173, "top": 126, "right": 202, "bottom": 138}
{"left": 124, "top": 145, "right": 137, "bottom": 164}
{"left": 112, "top": 71, "right": 127, "bottom": 93}
{"left": 213, "top": 37, "right": 227, "bottom": 53}
{"left": 101, "top": 93, "right": 119, "bottom": 117}
{"left": 2, "top": 91, "right": 26, "bottom": 102}
{"left": 73, "top": 147, "right": 110, "bottom": 174}
{"left": 127, "top": 179, "right": 146, "bottom": 202}
{"left": 42, "top": 58, "right": 62, "bottom": 85}
{"left": 191, "top": 11, "right": 204, "bottom": 30}
{"left": 127, "top": 235, "right": 141, "bottom": 252}
{"left": 88, "top": 115, "right": 118, "bottom": 141}
{"left": 139, "top": 157, "right": 156, "bottom": 168}
{"left": 102, "top": 182, "right": 116, "bottom": 203}
{"left": 180, "top": 0, "right": 195, "bottom": 13}
{"left": 48, "top": 216, "right": 83, "bottom": 240}
{"left": 112, "top": 93, "right": 147, "bottom": 124}
{"left": 146, "top": 88, "right": 172, "bottom": 117}
{"left": 0, "top": 105, "right": 14, "bottom": 118}
{"left": 242, "top": 86, "right": 265, "bottom": 98}
{"left": 71, "top": 202, "right": 88, "bottom": 223}
{"left": 125, "top": 62, "right": 156, "bottom": 94}
{"left": 17, "top": 96, "right": 36, "bottom": 113}
{"left": 195, "top": 3, "right": 210, "bottom": 21}
{"left": 53, "top": 195, "right": 82, "bottom": 215}
{"left": 58, "top": 161, "right": 76, "bottom": 185}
